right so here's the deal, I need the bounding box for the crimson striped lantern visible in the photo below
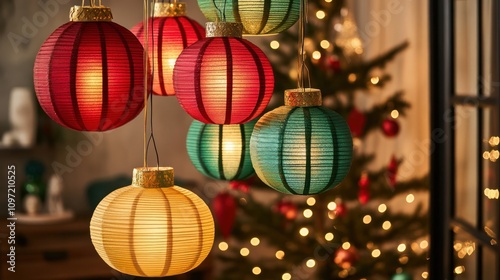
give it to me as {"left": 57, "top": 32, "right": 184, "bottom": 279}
{"left": 173, "top": 22, "right": 274, "bottom": 124}
{"left": 34, "top": 4, "right": 144, "bottom": 131}
{"left": 132, "top": 2, "right": 204, "bottom": 96}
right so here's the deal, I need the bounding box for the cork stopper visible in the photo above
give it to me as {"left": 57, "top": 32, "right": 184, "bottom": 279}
{"left": 284, "top": 88, "right": 322, "bottom": 107}
{"left": 206, "top": 22, "right": 243, "bottom": 38}
{"left": 69, "top": 6, "right": 113, "bottom": 22}
{"left": 132, "top": 167, "right": 174, "bottom": 188}
{"left": 153, "top": 2, "right": 186, "bottom": 17}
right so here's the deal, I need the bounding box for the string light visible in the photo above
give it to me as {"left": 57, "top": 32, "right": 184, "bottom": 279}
{"left": 282, "top": 272, "right": 292, "bottom": 280}
{"left": 252, "top": 267, "right": 262, "bottom": 275}
{"left": 420, "top": 240, "right": 429, "bottom": 249}
{"left": 306, "top": 197, "right": 316, "bottom": 206}
{"left": 348, "top": 73, "right": 357, "bottom": 82}
{"left": 484, "top": 188, "right": 499, "bottom": 199}
{"left": 312, "top": 51, "right": 321, "bottom": 60}
{"left": 299, "top": 227, "right": 309, "bottom": 237}
{"left": 382, "top": 221, "right": 392, "bottom": 230}
{"left": 250, "top": 237, "right": 260, "bottom": 246}
{"left": 342, "top": 242, "right": 351, "bottom": 250}
{"left": 378, "top": 204, "right": 387, "bottom": 213}
{"left": 363, "top": 215, "right": 372, "bottom": 224}
{"left": 397, "top": 244, "right": 406, "bottom": 252}
{"left": 303, "top": 209, "right": 313, "bottom": 218}
{"left": 276, "top": 250, "right": 285, "bottom": 260}
{"left": 306, "top": 259, "right": 316, "bottom": 268}
{"left": 316, "top": 10, "right": 326, "bottom": 19}
{"left": 240, "top": 247, "right": 250, "bottom": 256}
{"left": 327, "top": 201, "right": 337, "bottom": 211}
{"left": 391, "top": 110, "right": 399, "bottom": 119}
{"left": 320, "top": 40, "right": 330, "bottom": 49}
{"left": 270, "top": 40, "right": 280, "bottom": 50}
{"left": 422, "top": 272, "right": 429, "bottom": 279}
{"left": 489, "top": 136, "right": 500, "bottom": 146}
{"left": 454, "top": 266, "right": 465, "bottom": 274}
{"left": 370, "top": 76, "right": 380, "bottom": 85}
{"left": 371, "top": 249, "right": 381, "bottom": 258}
{"left": 325, "top": 0, "right": 332, "bottom": 3}
{"left": 406, "top": 194, "right": 415, "bottom": 203}
{"left": 219, "top": 241, "right": 229, "bottom": 251}
{"left": 399, "top": 256, "right": 409, "bottom": 264}
{"left": 338, "top": 270, "right": 348, "bottom": 278}
{"left": 325, "top": 232, "right": 334, "bottom": 241}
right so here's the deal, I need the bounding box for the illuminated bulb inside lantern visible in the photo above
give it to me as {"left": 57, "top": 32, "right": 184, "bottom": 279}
{"left": 219, "top": 241, "right": 229, "bottom": 251}
{"left": 378, "top": 204, "right": 387, "bottom": 213}
{"left": 320, "top": 40, "right": 330, "bottom": 49}
{"left": 325, "top": 232, "right": 334, "bottom": 241}
{"left": 342, "top": 242, "right": 351, "bottom": 250}
{"left": 306, "top": 197, "right": 316, "bottom": 206}
{"left": 250, "top": 237, "right": 260, "bottom": 246}
{"left": 397, "top": 244, "right": 406, "bottom": 252}
{"left": 253, "top": 267, "right": 261, "bottom": 275}
{"left": 306, "top": 259, "right": 316, "bottom": 268}
{"left": 240, "top": 248, "right": 250, "bottom": 256}
{"left": 372, "top": 249, "right": 381, "bottom": 258}
{"left": 363, "top": 215, "right": 372, "bottom": 224}
{"left": 299, "top": 227, "right": 309, "bottom": 236}
{"left": 276, "top": 250, "right": 285, "bottom": 260}
{"left": 282, "top": 273, "right": 292, "bottom": 280}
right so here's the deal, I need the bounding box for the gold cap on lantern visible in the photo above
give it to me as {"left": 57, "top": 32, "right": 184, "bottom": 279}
{"left": 69, "top": 5, "right": 113, "bottom": 22}
{"left": 284, "top": 88, "right": 322, "bottom": 107}
{"left": 132, "top": 167, "right": 174, "bottom": 188}
{"left": 206, "top": 22, "right": 243, "bottom": 38}
{"left": 153, "top": 2, "right": 186, "bottom": 17}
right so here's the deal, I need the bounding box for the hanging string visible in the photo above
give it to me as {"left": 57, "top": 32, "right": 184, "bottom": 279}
{"left": 212, "top": 0, "right": 226, "bottom": 22}
{"left": 297, "top": 0, "right": 311, "bottom": 89}
{"left": 143, "top": 0, "right": 161, "bottom": 168}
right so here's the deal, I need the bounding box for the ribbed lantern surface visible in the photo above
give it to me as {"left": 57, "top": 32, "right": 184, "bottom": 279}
{"left": 132, "top": 3, "right": 204, "bottom": 96}
{"left": 90, "top": 167, "right": 215, "bottom": 277}
{"left": 173, "top": 22, "right": 274, "bottom": 124}
{"left": 186, "top": 119, "right": 256, "bottom": 180}
{"left": 34, "top": 6, "right": 144, "bottom": 131}
{"left": 197, "top": 0, "right": 300, "bottom": 35}
{"left": 250, "top": 89, "right": 353, "bottom": 195}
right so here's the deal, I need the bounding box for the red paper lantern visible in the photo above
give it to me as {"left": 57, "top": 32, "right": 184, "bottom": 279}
{"left": 34, "top": 5, "right": 144, "bottom": 131}
{"left": 132, "top": 3, "right": 204, "bottom": 96}
{"left": 174, "top": 22, "right": 274, "bottom": 124}
{"left": 213, "top": 192, "right": 237, "bottom": 239}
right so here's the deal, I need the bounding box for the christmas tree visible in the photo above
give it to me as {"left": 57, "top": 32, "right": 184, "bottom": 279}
{"left": 212, "top": 0, "right": 429, "bottom": 279}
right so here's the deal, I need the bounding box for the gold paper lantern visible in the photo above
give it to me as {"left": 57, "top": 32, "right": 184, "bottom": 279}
{"left": 90, "top": 167, "right": 215, "bottom": 277}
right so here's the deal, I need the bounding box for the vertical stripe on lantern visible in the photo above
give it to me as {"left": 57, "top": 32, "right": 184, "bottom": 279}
{"left": 196, "top": 124, "right": 215, "bottom": 178}
{"left": 158, "top": 189, "right": 173, "bottom": 275}
{"left": 223, "top": 38, "right": 234, "bottom": 124}
{"left": 218, "top": 126, "right": 227, "bottom": 180}
{"left": 194, "top": 39, "right": 214, "bottom": 123}
{"left": 69, "top": 24, "right": 86, "bottom": 130}
{"left": 318, "top": 107, "right": 340, "bottom": 193}
{"left": 97, "top": 23, "right": 109, "bottom": 131}
{"left": 277, "top": 107, "right": 298, "bottom": 195}
{"left": 303, "top": 108, "right": 312, "bottom": 195}
{"left": 128, "top": 191, "right": 146, "bottom": 276}
{"left": 157, "top": 18, "right": 168, "bottom": 95}
{"left": 266, "top": 0, "right": 297, "bottom": 34}
{"left": 257, "top": 0, "right": 272, "bottom": 34}
{"left": 234, "top": 124, "right": 246, "bottom": 179}
{"left": 179, "top": 188, "right": 204, "bottom": 271}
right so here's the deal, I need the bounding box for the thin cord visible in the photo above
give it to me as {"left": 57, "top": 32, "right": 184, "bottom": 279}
{"left": 143, "top": 0, "right": 149, "bottom": 167}
{"left": 212, "top": 0, "right": 224, "bottom": 21}
{"left": 144, "top": 0, "right": 160, "bottom": 169}
{"left": 297, "top": 0, "right": 311, "bottom": 89}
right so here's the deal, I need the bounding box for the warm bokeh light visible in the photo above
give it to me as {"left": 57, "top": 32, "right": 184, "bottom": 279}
{"left": 382, "top": 221, "right": 392, "bottom": 230}
{"left": 303, "top": 209, "right": 313, "bottom": 218}
{"left": 250, "top": 237, "right": 260, "bottom": 246}
{"left": 276, "top": 250, "right": 285, "bottom": 260}
{"left": 327, "top": 201, "right": 337, "bottom": 211}
{"left": 312, "top": 51, "right": 322, "bottom": 60}
{"left": 306, "top": 259, "right": 316, "bottom": 268}
{"left": 325, "top": 232, "right": 334, "bottom": 241}
{"left": 391, "top": 110, "right": 400, "bottom": 119}
{"left": 370, "top": 76, "right": 380, "bottom": 85}
{"left": 320, "top": 40, "right": 330, "bottom": 49}
{"left": 219, "top": 241, "right": 229, "bottom": 251}
{"left": 252, "top": 267, "right": 262, "bottom": 275}
{"left": 420, "top": 240, "right": 429, "bottom": 249}
{"left": 371, "top": 249, "right": 381, "bottom": 258}
{"left": 282, "top": 272, "right": 292, "bottom": 280}
{"left": 378, "top": 204, "right": 387, "bottom": 213}
{"left": 342, "top": 242, "right": 351, "bottom": 250}
{"left": 306, "top": 197, "right": 316, "bottom": 206}
{"left": 270, "top": 40, "right": 280, "bottom": 49}
{"left": 397, "top": 244, "right": 406, "bottom": 252}
{"left": 363, "top": 215, "right": 372, "bottom": 224}
{"left": 406, "top": 194, "right": 415, "bottom": 203}
{"left": 300, "top": 227, "right": 310, "bottom": 237}
{"left": 316, "top": 10, "right": 326, "bottom": 19}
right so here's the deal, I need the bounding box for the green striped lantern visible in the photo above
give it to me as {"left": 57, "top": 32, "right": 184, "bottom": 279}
{"left": 196, "top": 0, "right": 300, "bottom": 35}
{"left": 187, "top": 120, "right": 256, "bottom": 181}
{"left": 250, "top": 89, "right": 353, "bottom": 195}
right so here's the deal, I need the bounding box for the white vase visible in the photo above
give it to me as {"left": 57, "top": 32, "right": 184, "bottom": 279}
{"left": 2, "top": 87, "right": 37, "bottom": 148}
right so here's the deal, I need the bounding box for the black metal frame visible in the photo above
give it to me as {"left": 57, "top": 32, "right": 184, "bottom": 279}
{"left": 429, "top": 0, "right": 500, "bottom": 279}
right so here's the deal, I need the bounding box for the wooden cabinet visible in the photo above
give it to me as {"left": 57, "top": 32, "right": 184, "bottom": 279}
{"left": 0, "top": 217, "right": 212, "bottom": 280}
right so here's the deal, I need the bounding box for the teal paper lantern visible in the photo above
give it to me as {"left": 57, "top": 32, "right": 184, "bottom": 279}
{"left": 187, "top": 120, "right": 256, "bottom": 180}
{"left": 197, "top": 0, "right": 300, "bottom": 35}
{"left": 250, "top": 89, "right": 353, "bottom": 195}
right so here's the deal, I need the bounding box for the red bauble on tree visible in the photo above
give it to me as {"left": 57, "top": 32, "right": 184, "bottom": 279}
{"left": 347, "top": 108, "right": 366, "bottom": 137}
{"left": 131, "top": 3, "right": 204, "bottom": 96}
{"left": 334, "top": 200, "right": 348, "bottom": 218}
{"left": 174, "top": 22, "right": 274, "bottom": 124}
{"left": 387, "top": 155, "right": 398, "bottom": 188}
{"left": 333, "top": 246, "right": 359, "bottom": 269}
{"left": 326, "top": 55, "right": 341, "bottom": 72}
{"left": 213, "top": 192, "right": 237, "bottom": 239}
{"left": 274, "top": 200, "right": 298, "bottom": 220}
{"left": 358, "top": 173, "right": 370, "bottom": 205}
{"left": 34, "top": 5, "right": 144, "bottom": 131}
{"left": 381, "top": 118, "right": 400, "bottom": 137}
{"left": 229, "top": 177, "right": 254, "bottom": 193}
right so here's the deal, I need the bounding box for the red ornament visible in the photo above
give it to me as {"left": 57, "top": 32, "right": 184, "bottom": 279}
{"left": 34, "top": 15, "right": 144, "bottom": 131}
{"left": 334, "top": 201, "right": 348, "bottom": 218}
{"left": 334, "top": 247, "right": 359, "bottom": 269}
{"left": 229, "top": 177, "right": 254, "bottom": 193}
{"left": 347, "top": 108, "right": 366, "bottom": 137}
{"left": 381, "top": 118, "right": 400, "bottom": 137}
{"left": 387, "top": 155, "right": 398, "bottom": 188}
{"left": 326, "top": 55, "right": 341, "bottom": 72}
{"left": 275, "top": 200, "right": 297, "bottom": 220}
{"left": 173, "top": 23, "right": 274, "bottom": 124}
{"left": 213, "top": 192, "right": 237, "bottom": 239}
{"left": 358, "top": 173, "right": 370, "bottom": 204}
{"left": 132, "top": 12, "right": 204, "bottom": 96}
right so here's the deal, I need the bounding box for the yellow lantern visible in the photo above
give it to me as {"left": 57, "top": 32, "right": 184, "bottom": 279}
{"left": 90, "top": 167, "right": 214, "bottom": 277}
